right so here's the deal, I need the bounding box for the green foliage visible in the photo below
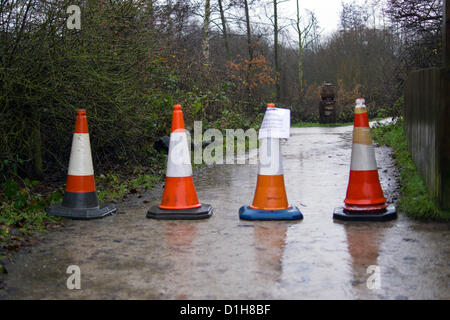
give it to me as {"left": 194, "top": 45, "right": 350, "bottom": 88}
{"left": 251, "top": 112, "right": 265, "bottom": 130}
{"left": 0, "top": 178, "right": 61, "bottom": 249}
{"left": 336, "top": 106, "right": 354, "bottom": 123}
{"left": 292, "top": 121, "right": 353, "bottom": 128}
{"left": 0, "top": 0, "right": 275, "bottom": 181}
{"left": 372, "top": 119, "right": 450, "bottom": 221}
{"left": 0, "top": 1, "right": 181, "bottom": 179}
{"left": 97, "top": 173, "right": 162, "bottom": 202}
{"left": 213, "top": 109, "right": 251, "bottom": 129}
{"left": 390, "top": 96, "right": 404, "bottom": 118}
{"left": 129, "top": 175, "right": 160, "bottom": 190}
{"left": 376, "top": 108, "right": 388, "bottom": 118}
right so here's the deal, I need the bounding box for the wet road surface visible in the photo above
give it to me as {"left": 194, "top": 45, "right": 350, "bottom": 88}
{"left": 1, "top": 123, "right": 449, "bottom": 299}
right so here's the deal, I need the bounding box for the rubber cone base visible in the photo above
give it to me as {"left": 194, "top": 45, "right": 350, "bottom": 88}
{"left": 46, "top": 202, "right": 117, "bottom": 220}
{"left": 147, "top": 204, "right": 213, "bottom": 220}
{"left": 333, "top": 204, "right": 397, "bottom": 221}
{"left": 239, "top": 205, "right": 303, "bottom": 221}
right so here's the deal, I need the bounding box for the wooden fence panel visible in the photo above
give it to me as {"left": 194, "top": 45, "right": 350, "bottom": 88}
{"left": 405, "top": 68, "right": 450, "bottom": 209}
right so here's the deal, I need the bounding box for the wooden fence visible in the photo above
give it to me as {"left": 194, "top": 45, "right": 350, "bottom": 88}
{"left": 404, "top": 68, "right": 450, "bottom": 209}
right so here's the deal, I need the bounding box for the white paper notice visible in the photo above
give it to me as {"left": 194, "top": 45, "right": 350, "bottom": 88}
{"left": 258, "top": 107, "right": 291, "bottom": 139}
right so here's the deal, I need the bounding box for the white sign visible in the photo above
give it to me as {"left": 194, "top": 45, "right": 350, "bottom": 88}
{"left": 258, "top": 107, "right": 291, "bottom": 139}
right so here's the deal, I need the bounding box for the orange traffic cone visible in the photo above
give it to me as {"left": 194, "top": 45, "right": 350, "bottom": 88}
{"left": 147, "top": 104, "right": 213, "bottom": 219}
{"left": 333, "top": 98, "right": 396, "bottom": 221}
{"left": 239, "top": 103, "right": 302, "bottom": 220}
{"left": 46, "top": 109, "right": 116, "bottom": 220}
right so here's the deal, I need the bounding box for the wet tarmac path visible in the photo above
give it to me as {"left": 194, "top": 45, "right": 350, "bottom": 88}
{"left": 1, "top": 123, "right": 449, "bottom": 299}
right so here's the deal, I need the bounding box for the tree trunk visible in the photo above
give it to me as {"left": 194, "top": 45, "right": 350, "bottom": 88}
{"left": 218, "top": 0, "right": 231, "bottom": 61}
{"left": 244, "top": 0, "right": 253, "bottom": 61}
{"left": 297, "top": 0, "right": 303, "bottom": 96}
{"left": 243, "top": 0, "right": 253, "bottom": 97}
{"left": 31, "top": 108, "right": 43, "bottom": 179}
{"left": 202, "top": 0, "right": 211, "bottom": 63}
{"left": 274, "top": 0, "right": 280, "bottom": 100}
{"left": 148, "top": 0, "right": 154, "bottom": 24}
{"left": 444, "top": 0, "right": 449, "bottom": 68}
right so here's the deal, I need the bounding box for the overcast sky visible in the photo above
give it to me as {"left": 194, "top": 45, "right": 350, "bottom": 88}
{"left": 276, "top": 0, "right": 371, "bottom": 37}
{"left": 213, "top": 0, "right": 381, "bottom": 44}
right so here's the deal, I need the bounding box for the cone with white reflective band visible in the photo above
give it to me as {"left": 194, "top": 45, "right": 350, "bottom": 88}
{"left": 46, "top": 109, "right": 116, "bottom": 220}
{"left": 333, "top": 98, "right": 396, "bottom": 221}
{"left": 147, "top": 104, "right": 212, "bottom": 219}
{"left": 239, "top": 103, "right": 303, "bottom": 220}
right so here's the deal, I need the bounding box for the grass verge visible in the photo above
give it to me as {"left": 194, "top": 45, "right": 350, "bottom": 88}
{"left": 292, "top": 117, "right": 385, "bottom": 128}
{"left": 0, "top": 178, "right": 64, "bottom": 252}
{"left": 372, "top": 118, "right": 450, "bottom": 221}
{"left": 292, "top": 121, "right": 353, "bottom": 127}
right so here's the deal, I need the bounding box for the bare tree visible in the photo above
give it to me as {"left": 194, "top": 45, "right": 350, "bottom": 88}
{"left": 218, "top": 0, "right": 231, "bottom": 61}
{"left": 273, "top": 0, "right": 280, "bottom": 100}
{"left": 202, "top": 0, "right": 211, "bottom": 63}
{"left": 387, "top": 0, "right": 443, "bottom": 68}
{"left": 243, "top": 0, "right": 253, "bottom": 61}
{"left": 294, "top": 3, "right": 320, "bottom": 96}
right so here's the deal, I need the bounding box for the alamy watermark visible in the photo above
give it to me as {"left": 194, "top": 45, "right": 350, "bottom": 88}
{"left": 66, "top": 265, "right": 81, "bottom": 290}
{"left": 168, "top": 121, "right": 283, "bottom": 172}
{"left": 366, "top": 265, "right": 381, "bottom": 290}
{"left": 67, "top": 5, "right": 81, "bottom": 30}
{"left": 190, "top": 121, "right": 258, "bottom": 165}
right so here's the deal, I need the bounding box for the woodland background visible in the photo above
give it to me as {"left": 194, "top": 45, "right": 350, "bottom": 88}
{"left": 0, "top": 0, "right": 444, "bottom": 180}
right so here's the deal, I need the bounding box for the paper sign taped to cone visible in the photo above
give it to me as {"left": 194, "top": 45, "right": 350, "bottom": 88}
{"left": 258, "top": 107, "right": 291, "bottom": 139}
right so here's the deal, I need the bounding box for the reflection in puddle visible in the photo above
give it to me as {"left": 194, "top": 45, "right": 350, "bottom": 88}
{"left": 344, "top": 224, "right": 383, "bottom": 298}
{"left": 253, "top": 223, "right": 288, "bottom": 283}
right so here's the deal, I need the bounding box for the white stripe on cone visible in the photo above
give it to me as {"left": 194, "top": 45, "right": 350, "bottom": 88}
{"left": 68, "top": 133, "right": 94, "bottom": 176}
{"left": 350, "top": 143, "right": 378, "bottom": 171}
{"left": 166, "top": 131, "right": 193, "bottom": 178}
{"left": 258, "top": 137, "right": 283, "bottom": 175}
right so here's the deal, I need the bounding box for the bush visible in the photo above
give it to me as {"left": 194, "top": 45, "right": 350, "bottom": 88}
{"left": 0, "top": 178, "right": 62, "bottom": 249}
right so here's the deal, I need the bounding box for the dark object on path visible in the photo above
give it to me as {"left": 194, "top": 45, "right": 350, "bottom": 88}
{"left": 147, "top": 204, "right": 213, "bottom": 220}
{"left": 154, "top": 136, "right": 170, "bottom": 153}
{"left": 154, "top": 132, "right": 212, "bottom": 154}
{"left": 321, "top": 83, "right": 335, "bottom": 100}
{"left": 319, "top": 82, "right": 337, "bottom": 123}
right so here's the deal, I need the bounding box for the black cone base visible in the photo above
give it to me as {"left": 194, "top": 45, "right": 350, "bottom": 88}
{"left": 46, "top": 202, "right": 117, "bottom": 220}
{"left": 333, "top": 204, "right": 397, "bottom": 221}
{"left": 147, "top": 204, "right": 213, "bottom": 220}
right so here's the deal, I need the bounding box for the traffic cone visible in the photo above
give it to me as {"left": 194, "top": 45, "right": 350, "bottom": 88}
{"left": 46, "top": 109, "right": 117, "bottom": 220}
{"left": 239, "top": 103, "right": 303, "bottom": 220}
{"left": 333, "top": 98, "right": 396, "bottom": 221}
{"left": 147, "top": 104, "right": 213, "bottom": 219}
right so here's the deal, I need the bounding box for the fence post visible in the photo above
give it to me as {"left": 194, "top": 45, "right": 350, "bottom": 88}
{"left": 444, "top": 0, "right": 450, "bottom": 68}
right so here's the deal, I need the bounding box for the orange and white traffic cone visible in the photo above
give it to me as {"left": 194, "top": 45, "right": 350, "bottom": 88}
{"left": 147, "top": 104, "right": 213, "bottom": 219}
{"left": 239, "top": 103, "right": 302, "bottom": 220}
{"left": 46, "top": 109, "right": 116, "bottom": 219}
{"left": 333, "top": 98, "right": 396, "bottom": 221}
